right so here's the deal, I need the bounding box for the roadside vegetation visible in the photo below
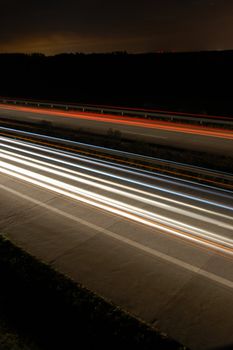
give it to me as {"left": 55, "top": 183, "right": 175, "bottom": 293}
{"left": 0, "top": 320, "right": 39, "bottom": 350}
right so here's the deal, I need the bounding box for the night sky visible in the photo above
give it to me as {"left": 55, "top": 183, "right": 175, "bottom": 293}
{"left": 1, "top": 0, "right": 233, "bottom": 54}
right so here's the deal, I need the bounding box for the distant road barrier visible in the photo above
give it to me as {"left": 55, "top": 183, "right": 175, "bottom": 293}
{"left": 1, "top": 97, "right": 233, "bottom": 129}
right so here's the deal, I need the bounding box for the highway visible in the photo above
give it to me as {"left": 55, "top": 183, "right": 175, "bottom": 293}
{"left": 1, "top": 103, "right": 233, "bottom": 156}
{"left": 0, "top": 134, "right": 233, "bottom": 349}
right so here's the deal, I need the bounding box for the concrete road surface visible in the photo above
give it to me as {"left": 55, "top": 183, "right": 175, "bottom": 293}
{"left": 0, "top": 135, "right": 233, "bottom": 349}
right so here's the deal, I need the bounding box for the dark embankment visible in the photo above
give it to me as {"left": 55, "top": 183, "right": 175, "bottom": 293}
{"left": 0, "top": 235, "right": 185, "bottom": 350}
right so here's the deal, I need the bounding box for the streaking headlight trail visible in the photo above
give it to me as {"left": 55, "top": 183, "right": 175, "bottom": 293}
{"left": 0, "top": 136, "right": 233, "bottom": 257}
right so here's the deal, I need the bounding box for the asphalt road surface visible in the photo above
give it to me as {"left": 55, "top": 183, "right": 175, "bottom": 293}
{"left": 0, "top": 135, "right": 233, "bottom": 349}
{"left": 1, "top": 103, "right": 233, "bottom": 156}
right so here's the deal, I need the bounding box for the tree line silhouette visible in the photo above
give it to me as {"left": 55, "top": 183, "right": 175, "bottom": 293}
{"left": 1, "top": 51, "right": 233, "bottom": 116}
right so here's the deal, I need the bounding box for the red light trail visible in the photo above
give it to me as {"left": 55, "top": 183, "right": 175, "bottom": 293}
{"left": 1, "top": 103, "right": 233, "bottom": 140}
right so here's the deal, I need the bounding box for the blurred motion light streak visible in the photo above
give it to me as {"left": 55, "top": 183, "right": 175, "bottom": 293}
{"left": 0, "top": 137, "right": 233, "bottom": 257}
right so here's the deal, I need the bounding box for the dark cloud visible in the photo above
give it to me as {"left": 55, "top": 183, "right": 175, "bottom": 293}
{"left": 1, "top": 0, "right": 233, "bottom": 53}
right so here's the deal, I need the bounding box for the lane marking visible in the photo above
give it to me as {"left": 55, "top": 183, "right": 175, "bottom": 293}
{"left": 0, "top": 182, "right": 233, "bottom": 290}
{"left": 126, "top": 131, "right": 168, "bottom": 139}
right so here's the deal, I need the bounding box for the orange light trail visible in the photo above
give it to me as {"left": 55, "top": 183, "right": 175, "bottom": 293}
{"left": 1, "top": 104, "right": 233, "bottom": 140}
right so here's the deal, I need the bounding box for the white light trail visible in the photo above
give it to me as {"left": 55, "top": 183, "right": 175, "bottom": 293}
{"left": 1, "top": 149, "right": 233, "bottom": 233}
{"left": 1, "top": 136, "right": 233, "bottom": 206}
{"left": 0, "top": 155, "right": 233, "bottom": 257}
{"left": 1, "top": 138, "right": 233, "bottom": 216}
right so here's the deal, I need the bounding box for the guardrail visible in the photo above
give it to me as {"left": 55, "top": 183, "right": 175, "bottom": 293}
{"left": 1, "top": 97, "right": 233, "bottom": 129}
